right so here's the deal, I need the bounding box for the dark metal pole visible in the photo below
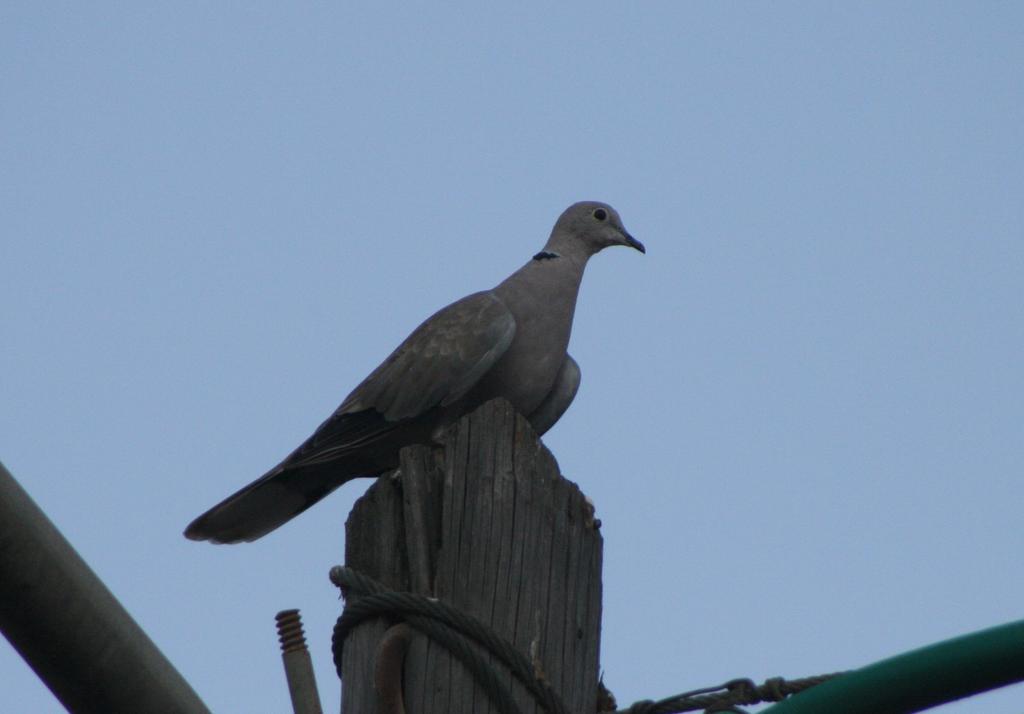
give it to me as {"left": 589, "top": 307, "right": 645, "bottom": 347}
{"left": 0, "top": 461, "right": 211, "bottom": 714}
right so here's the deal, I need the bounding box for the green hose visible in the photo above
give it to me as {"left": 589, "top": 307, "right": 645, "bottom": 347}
{"left": 762, "top": 619, "right": 1024, "bottom": 714}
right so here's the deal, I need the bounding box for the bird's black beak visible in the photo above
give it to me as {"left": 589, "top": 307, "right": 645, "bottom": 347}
{"left": 623, "top": 231, "right": 645, "bottom": 254}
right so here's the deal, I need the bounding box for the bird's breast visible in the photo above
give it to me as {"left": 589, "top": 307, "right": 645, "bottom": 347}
{"left": 470, "top": 256, "right": 585, "bottom": 418}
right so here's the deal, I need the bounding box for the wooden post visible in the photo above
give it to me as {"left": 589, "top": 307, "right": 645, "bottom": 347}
{"left": 340, "top": 398, "right": 604, "bottom": 714}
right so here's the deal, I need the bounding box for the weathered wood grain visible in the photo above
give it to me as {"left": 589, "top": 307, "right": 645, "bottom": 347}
{"left": 341, "top": 398, "right": 603, "bottom": 714}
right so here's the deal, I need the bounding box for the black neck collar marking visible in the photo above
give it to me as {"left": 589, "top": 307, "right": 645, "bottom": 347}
{"left": 533, "top": 250, "right": 561, "bottom": 261}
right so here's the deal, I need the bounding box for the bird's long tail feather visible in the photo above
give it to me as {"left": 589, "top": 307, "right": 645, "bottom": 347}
{"left": 183, "top": 463, "right": 352, "bottom": 544}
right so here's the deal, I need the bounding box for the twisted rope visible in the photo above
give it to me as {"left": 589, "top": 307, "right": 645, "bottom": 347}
{"left": 331, "top": 566, "right": 569, "bottom": 714}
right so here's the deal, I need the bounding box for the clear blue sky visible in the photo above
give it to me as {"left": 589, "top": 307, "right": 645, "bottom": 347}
{"left": 3, "top": 3, "right": 1022, "bottom": 712}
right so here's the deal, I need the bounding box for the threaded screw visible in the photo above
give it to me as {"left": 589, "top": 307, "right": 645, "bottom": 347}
{"left": 275, "top": 609, "right": 308, "bottom": 654}
{"left": 274, "top": 608, "right": 323, "bottom": 714}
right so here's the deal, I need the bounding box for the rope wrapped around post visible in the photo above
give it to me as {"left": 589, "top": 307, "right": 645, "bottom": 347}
{"left": 331, "top": 566, "right": 570, "bottom": 714}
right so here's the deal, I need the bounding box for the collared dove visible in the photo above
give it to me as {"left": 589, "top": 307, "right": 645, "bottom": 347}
{"left": 185, "top": 201, "right": 643, "bottom": 543}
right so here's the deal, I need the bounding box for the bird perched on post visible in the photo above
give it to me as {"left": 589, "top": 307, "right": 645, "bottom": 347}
{"left": 185, "top": 201, "right": 643, "bottom": 543}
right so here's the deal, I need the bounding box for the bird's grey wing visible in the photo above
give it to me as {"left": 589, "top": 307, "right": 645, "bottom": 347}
{"left": 285, "top": 290, "right": 516, "bottom": 467}
{"left": 182, "top": 291, "right": 515, "bottom": 543}
{"left": 526, "top": 353, "right": 580, "bottom": 436}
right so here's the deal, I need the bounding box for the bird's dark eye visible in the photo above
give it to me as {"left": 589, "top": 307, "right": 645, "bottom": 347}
{"left": 593, "top": 208, "right": 607, "bottom": 221}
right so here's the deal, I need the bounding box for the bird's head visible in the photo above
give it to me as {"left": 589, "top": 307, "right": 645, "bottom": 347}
{"left": 546, "top": 201, "right": 645, "bottom": 259}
